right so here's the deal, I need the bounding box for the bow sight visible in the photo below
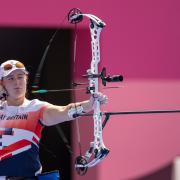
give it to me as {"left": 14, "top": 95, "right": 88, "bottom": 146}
{"left": 82, "top": 67, "right": 123, "bottom": 93}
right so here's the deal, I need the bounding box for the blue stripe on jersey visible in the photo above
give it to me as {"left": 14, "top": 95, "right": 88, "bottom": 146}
{"left": 0, "top": 144, "right": 41, "bottom": 177}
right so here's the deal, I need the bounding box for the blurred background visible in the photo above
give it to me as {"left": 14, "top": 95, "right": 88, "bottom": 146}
{"left": 0, "top": 0, "right": 180, "bottom": 179}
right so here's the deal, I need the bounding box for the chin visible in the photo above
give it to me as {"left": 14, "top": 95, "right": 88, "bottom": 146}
{"left": 14, "top": 93, "right": 25, "bottom": 99}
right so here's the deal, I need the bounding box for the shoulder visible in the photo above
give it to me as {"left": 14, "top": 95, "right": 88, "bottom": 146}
{"left": 23, "top": 99, "right": 51, "bottom": 111}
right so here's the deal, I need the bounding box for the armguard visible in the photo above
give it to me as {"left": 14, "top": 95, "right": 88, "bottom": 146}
{"left": 68, "top": 105, "right": 84, "bottom": 119}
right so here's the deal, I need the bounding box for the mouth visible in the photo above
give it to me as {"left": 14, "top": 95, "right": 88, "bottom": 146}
{"left": 14, "top": 87, "right": 22, "bottom": 90}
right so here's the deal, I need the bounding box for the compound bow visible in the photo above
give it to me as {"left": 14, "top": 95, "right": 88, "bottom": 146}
{"left": 32, "top": 8, "right": 180, "bottom": 176}
{"left": 67, "top": 8, "right": 123, "bottom": 175}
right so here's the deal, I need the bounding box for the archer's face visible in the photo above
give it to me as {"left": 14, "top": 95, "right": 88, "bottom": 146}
{"left": 2, "top": 70, "right": 27, "bottom": 100}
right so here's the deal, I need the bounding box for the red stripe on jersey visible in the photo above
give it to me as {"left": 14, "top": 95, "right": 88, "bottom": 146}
{"left": 32, "top": 136, "right": 39, "bottom": 145}
{"left": 1, "top": 153, "right": 12, "bottom": 160}
{"left": 34, "top": 122, "right": 43, "bottom": 138}
{"left": 0, "top": 106, "right": 47, "bottom": 138}
{"left": 0, "top": 140, "right": 31, "bottom": 156}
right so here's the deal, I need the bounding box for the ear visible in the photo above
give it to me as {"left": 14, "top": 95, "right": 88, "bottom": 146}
{"left": 0, "top": 81, "right": 7, "bottom": 100}
{"left": 0, "top": 80, "right": 3, "bottom": 86}
{"left": 0, "top": 80, "right": 5, "bottom": 92}
{"left": 25, "top": 75, "right": 28, "bottom": 84}
{"left": 0, "top": 79, "right": 5, "bottom": 87}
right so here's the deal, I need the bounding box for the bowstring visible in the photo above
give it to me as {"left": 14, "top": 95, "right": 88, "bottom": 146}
{"left": 72, "top": 23, "right": 82, "bottom": 156}
{"left": 32, "top": 15, "right": 67, "bottom": 88}
{"left": 32, "top": 12, "right": 74, "bottom": 156}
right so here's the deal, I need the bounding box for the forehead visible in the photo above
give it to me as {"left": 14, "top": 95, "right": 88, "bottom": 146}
{"left": 5, "top": 70, "right": 26, "bottom": 78}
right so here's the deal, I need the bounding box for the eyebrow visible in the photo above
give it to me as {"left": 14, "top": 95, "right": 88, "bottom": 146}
{"left": 6, "top": 73, "right": 25, "bottom": 78}
{"left": 6, "top": 75, "right": 13, "bottom": 78}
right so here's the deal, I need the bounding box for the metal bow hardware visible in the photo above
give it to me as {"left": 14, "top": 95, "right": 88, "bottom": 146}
{"left": 68, "top": 8, "right": 123, "bottom": 175}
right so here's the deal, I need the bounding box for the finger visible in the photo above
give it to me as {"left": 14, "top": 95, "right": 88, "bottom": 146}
{"left": 99, "top": 96, "right": 108, "bottom": 104}
{"left": 99, "top": 95, "right": 107, "bottom": 101}
{"left": 93, "top": 92, "right": 102, "bottom": 98}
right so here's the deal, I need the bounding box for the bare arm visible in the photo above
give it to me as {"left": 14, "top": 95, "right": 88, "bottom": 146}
{"left": 42, "top": 92, "right": 107, "bottom": 126}
{"left": 42, "top": 99, "right": 93, "bottom": 126}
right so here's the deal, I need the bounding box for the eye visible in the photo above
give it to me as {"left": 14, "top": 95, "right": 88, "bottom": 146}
{"left": 18, "top": 75, "right": 24, "bottom": 79}
{"left": 7, "top": 77, "right": 14, "bottom": 81}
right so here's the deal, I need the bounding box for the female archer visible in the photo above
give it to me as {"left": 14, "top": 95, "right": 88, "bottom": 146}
{"left": 0, "top": 59, "right": 107, "bottom": 180}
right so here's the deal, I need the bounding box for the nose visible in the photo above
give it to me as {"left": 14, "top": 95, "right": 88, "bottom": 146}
{"left": 13, "top": 77, "right": 20, "bottom": 86}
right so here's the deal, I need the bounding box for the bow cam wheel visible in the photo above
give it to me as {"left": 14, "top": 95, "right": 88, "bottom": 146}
{"left": 75, "top": 156, "right": 88, "bottom": 175}
{"left": 68, "top": 8, "right": 83, "bottom": 24}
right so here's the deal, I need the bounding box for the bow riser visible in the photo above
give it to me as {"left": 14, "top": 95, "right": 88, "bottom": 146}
{"left": 75, "top": 13, "right": 109, "bottom": 174}
{"left": 88, "top": 21, "right": 105, "bottom": 151}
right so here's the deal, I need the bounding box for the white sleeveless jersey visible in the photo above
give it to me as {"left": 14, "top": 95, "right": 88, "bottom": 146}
{"left": 0, "top": 99, "right": 49, "bottom": 176}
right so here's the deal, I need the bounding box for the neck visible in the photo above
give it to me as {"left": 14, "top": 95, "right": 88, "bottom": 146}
{"left": 6, "top": 96, "right": 26, "bottom": 106}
